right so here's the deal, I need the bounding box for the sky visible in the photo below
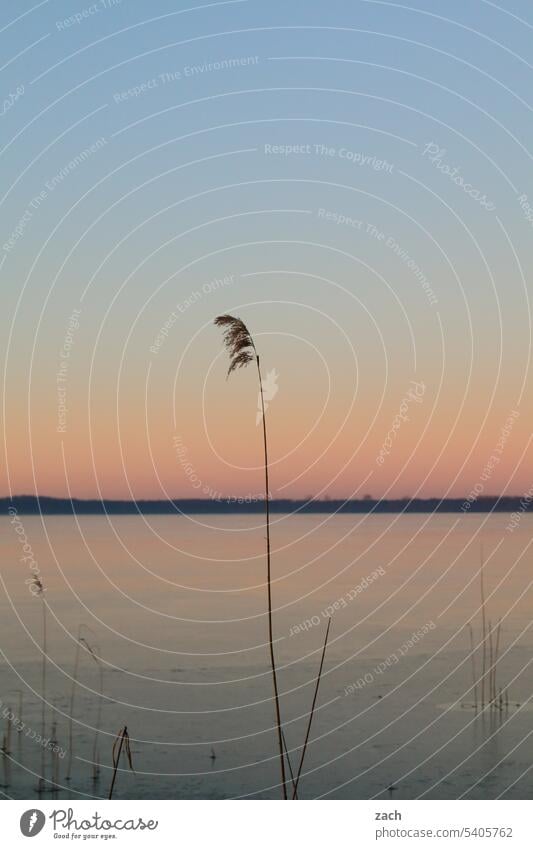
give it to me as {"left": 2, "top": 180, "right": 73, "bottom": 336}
{"left": 1, "top": 0, "right": 533, "bottom": 501}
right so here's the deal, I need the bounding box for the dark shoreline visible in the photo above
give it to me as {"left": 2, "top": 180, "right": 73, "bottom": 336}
{"left": 2, "top": 495, "right": 529, "bottom": 515}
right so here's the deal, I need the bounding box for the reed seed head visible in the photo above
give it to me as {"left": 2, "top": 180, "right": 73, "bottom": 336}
{"left": 214, "top": 314, "right": 256, "bottom": 377}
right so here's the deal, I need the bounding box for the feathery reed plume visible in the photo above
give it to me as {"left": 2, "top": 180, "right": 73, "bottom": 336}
{"left": 467, "top": 622, "right": 478, "bottom": 711}
{"left": 292, "top": 618, "right": 331, "bottom": 799}
{"left": 108, "top": 726, "right": 134, "bottom": 800}
{"left": 30, "top": 575, "right": 47, "bottom": 793}
{"left": 214, "top": 314, "right": 287, "bottom": 799}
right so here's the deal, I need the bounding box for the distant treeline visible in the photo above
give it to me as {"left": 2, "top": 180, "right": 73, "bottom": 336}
{"left": 2, "top": 495, "right": 531, "bottom": 515}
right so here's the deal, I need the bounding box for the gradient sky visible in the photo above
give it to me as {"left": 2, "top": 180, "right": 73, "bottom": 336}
{"left": 1, "top": 0, "right": 533, "bottom": 500}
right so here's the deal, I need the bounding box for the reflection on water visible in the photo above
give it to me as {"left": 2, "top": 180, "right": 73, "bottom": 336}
{"left": 1, "top": 512, "right": 533, "bottom": 799}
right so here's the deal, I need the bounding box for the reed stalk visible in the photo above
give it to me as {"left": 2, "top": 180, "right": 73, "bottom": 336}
{"left": 108, "top": 725, "right": 134, "bottom": 800}
{"left": 292, "top": 618, "right": 331, "bottom": 799}
{"left": 488, "top": 619, "right": 494, "bottom": 704}
{"left": 214, "top": 314, "right": 287, "bottom": 799}
{"left": 30, "top": 576, "right": 47, "bottom": 792}
{"left": 81, "top": 639, "right": 104, "bottom": 781}
{"left": 492, "top": 620, "right": 501, "bottom": 708}
{"left": 480, "top": 550, "right": 487, "bottom": 708}
{"left": 467, "top": 622, "right": 478, "bottom": 711}
{"left": 281, "top": 730, "right": 298, "bottom": 799}
{"left": 66, "top": 630, "right": 82, "bottom": 781}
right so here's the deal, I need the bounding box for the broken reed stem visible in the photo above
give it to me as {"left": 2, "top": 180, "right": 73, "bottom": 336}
{"left": 108, "top": 728, "right": 126, "bottom": 800}
{"left": 292, "top": 618, "right": 332, "bottom": 799}
{"left": 467, "top": 623, "right": 478, "bottom": 710}
{"left": 108, "top": 726, "right": 134, "bottom": 800}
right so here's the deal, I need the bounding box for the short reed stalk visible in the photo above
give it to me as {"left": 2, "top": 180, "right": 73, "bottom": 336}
{"left": 488, "top": 619, "right": 494, "bottom": 705}
{"left": 31, "top": 576, "right": 47, "bottom": 793}
{"left": 108, "top": 726, "right": 134, "bottom": 800}
{"left": 480, "top": 551, "right": 487, "bottom": 708}
{"left": 79, "top": 638, "right": 104, "bottom": 781}
{"left": 492, "top": 620, "right": 501, "bottom": 708}
{"left": 467, "top": 623, "right": 478, "bottom": 711}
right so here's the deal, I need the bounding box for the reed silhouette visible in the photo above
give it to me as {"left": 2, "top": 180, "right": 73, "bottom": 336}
{"left": 30, "top": 575, "right": 47, "bottom": 793}
{"left": 108, "top": 725, "right": 134, "bottom": 800}
{"left": 214, "top": 314, "right": 287, "bottom": 798}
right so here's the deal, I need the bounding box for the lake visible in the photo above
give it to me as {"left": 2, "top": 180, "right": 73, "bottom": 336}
{"left": 1, "top": 512, "right": 532, "bottom": 799}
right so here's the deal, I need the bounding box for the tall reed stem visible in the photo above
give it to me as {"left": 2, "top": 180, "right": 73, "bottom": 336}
{"left": 256, "top": 353, "right": 287, "bottom": 800}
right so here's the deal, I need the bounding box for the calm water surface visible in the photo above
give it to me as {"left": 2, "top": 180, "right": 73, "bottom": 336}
{"left": 1, "top": 512, "right": 532, "bottom": 799}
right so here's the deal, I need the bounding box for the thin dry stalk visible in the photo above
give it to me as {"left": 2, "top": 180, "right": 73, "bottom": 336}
{"left": 79, "top": 637, "right": 104, "bottom": 780}
{"left": 467, "top": 623, "right": 478, "bottom": 710}
{"left": 108, "top": 726, "right": 134, "bottom": 800}
{"left": 480, "top": 550, "right": 487, "bottom": 707}
{"left": 281, "top": 730, "right": 298, "bottom": 799}
{"left": 292, "top": 618, "right": 332, "bottom": 799}
{"left": 66, "top": 631, "right": 82, "bottom": 780}
{"left": 31, "top": 576, "right": 47, "bottom": 792}
{"left": 488, "top": 619, "right": 494, "bottom": 704}
{"left": 492, "top": 620, "right": 501, "bottom": 709}
{"left": 214, "top": 314, "right": 287, "bottom": 799}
